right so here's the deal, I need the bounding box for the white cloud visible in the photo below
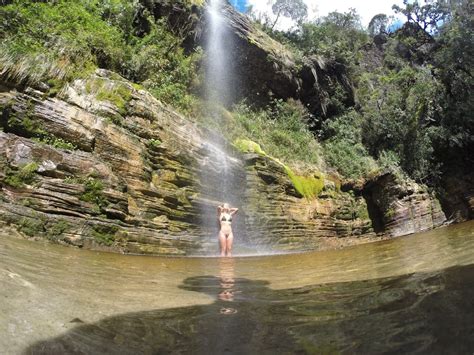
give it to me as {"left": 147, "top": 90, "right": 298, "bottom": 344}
{"left": 247, "top": 0, "right": 405, "bottom": 29}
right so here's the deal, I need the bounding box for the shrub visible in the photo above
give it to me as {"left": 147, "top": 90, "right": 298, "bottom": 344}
{"left": 322, "top": 111, "right": 378, "bottom": 179}
{"left": 80, "top": 178, "right": 106, "bottom": 213}
{"left": 3, "top": 162, "right": 39, "bottom": 188}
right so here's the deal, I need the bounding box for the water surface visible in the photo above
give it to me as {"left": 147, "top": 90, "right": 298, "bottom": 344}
{"left": 1, "top": 221, "right": 474, "bottom": 353}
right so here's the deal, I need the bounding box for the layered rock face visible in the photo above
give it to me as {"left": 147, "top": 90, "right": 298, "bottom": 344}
{"left": 0, "top": 71, "right": 449, "bottom": 255}
{"left": 363, "top": 173, "right": 446, "bottom": 237}
{"left": 242, "top": 155, "right": 376, "bottom": 251}
{"left": 0, "top": 71, "right": 212, "bottom": 255}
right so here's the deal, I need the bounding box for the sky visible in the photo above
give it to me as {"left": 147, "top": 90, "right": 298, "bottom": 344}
{"left": 230, "top": 0, "right": 406, "bottom": 29}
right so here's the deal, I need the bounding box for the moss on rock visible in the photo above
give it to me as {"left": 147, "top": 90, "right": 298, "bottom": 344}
{"left": 284, "top": 166, "right": 325, "bottom": 199}
{"left": 233, "top": 139, "right": 266, "bottom": 155}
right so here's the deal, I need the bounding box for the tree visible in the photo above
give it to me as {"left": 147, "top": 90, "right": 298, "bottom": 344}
{"left": 323, "top": 8, "right": 363, "bottom": 31}
{"left": 368, "top": 13, "right": 389, "bottom": 36}
{"left": 271, "top": 0, "right": 307, "bottom": 30}
{"left": 392, "top": 0, "right": 451, "bottom": 34}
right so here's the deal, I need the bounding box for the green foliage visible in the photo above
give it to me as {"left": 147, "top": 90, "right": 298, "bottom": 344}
{"left": 126, "top": 19, "right": 202, "bottom": 114}
{"left": 91, "top": 224, "right": 118, "bottom": 246}
{"left": 0, "top": 0, "right": 201, "bottom": 114}
{"left": 17, "top": 216, "right": 46, "bottom": 237}
{"left": 4, "top": 162, "right": 39, "bottom": 188}
{"left": 80, "top": 178, "right": 106, "bottom": 212}
{"left": 0, "top": 0, "right": 126, "bottom": 85}
{"left": 295, "top": 9, "right": 368, "bottom": 65}
{"left": 322, "top": 111, "right": 378, "bottom": 179}
{"left": 368, "top": 14, "right": 389, "bottom": 36}
{"left": 358, "top": 64, "right": 444, "bottom": 182}
{"left": 223, "top": 99, "right": 322, "bottom": 170}
{"left": 148, "top": 138, "right": 162, "bottom": 148}
{"left": 271, "top": 0, "right": 308, "bottom": 29}
{"left": 46, "top": 219, "right": 70, "bottom": 240}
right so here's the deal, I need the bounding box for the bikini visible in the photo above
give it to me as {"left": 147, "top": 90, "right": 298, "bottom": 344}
{"left": 221, "top": 213, "right": 232, "bottom": 223}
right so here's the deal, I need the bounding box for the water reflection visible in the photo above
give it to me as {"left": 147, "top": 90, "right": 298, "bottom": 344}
{"left": 218, "top": 258, "right": 238, "bottom": 314}
{"left": 24, "top": 264, "right": 474, "bottom": 354}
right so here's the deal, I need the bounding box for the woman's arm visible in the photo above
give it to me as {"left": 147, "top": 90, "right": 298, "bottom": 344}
{"left": 217, "top": 205, "right": 223, "bottom": 217}
{"left": 230, "top": 208, "right": 239, "bottom": 216}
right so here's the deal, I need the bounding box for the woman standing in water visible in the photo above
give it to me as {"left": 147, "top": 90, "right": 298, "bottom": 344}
{"left": 217, "top": 203, "right": 238, "bottom": 257}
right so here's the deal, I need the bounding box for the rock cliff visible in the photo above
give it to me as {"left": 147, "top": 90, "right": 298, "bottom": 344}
{"left": 0, "top": 70, "right": 364, "bottom": 254}
{"left": 0, "top": 69, "right": 448, "bottom": 255}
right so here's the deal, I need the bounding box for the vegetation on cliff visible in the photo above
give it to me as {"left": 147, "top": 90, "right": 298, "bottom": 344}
{"left": 1, "top": 0, "right": 472, "bottom": 192}
{"left": 251, "top": 1, "right": 472, "bottom": 187}
{"left": 0, "top": 0, "right": 202, "bottom": 113}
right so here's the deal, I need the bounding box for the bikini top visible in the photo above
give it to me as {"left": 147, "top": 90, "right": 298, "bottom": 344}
{"left": 221, "top": 213, "right": 232, "bottom": 223}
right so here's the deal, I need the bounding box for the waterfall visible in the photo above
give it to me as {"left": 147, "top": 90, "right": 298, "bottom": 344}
{"left": 197, "top": 0, "right": 248, "bottom": 255}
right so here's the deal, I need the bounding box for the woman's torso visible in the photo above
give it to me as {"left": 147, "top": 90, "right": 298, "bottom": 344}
{"left": 219, "top": 213, "right": 233, "bottom": 233}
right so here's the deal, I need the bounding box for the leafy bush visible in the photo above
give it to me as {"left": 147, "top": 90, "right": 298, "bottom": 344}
{"left": 358, "top": 65, "right": 444, "bottom": 182}
{"left": 80, "top": 178, "right": 106, "bottom": 213}
{"left": 322, "top": 111, "right": 378, "bottom": 179}
{"left": 0, "top": 0, "right": 126, "bottom": 85}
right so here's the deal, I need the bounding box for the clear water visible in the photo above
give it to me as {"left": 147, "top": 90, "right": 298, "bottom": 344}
{"left": 1, "top": 221, "right": 474, "bottom": 353}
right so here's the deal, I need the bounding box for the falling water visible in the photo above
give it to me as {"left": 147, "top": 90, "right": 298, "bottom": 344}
{"left": 198, "top": 0, "right": 249, "bottom": 254}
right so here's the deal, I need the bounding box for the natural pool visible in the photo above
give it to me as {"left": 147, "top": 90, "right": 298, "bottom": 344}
{"left": 1, "top": 221, "right": 474, "bottom": 353}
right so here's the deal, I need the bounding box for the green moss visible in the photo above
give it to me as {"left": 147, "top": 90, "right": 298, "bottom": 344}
{"left": 284, "top": 166, "right": 325, "bottom": 199}
{"left": 149, "top": 138, "right": 162, "bottom": 148}
{"left": 233, "top": 139, "right": 267, "bottom": 155}
{"left": 132, "top": 83, "right": 143, "bottom": 91}
{"left": 86, "top": 77, "right": 132, "bottom": 115}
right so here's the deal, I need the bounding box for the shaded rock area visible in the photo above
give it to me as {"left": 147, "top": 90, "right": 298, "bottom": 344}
{"left": 0, "top": 70, "right": 450, "bottom": 255}
{"left": 363, "top": 173, "right": 446, "bottom": 237}
{"left": 440, "top": 173, "right": 474, "bottom": 222}
{"left": 213, "top": 4, "right": 354, "bottom": 118}
{"left": 145, "top": 1, "right": 353, "bottom": 119}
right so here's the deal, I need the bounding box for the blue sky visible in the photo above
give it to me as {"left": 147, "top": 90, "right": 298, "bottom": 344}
{"left": 229, "top": 0, "right": 406, "bottom": 29}
{"left": 230, "top": 0, "right": 248, "bottom": 12}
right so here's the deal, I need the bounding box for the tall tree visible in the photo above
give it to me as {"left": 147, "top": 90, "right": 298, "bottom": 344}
{"left": 271, "top": 0, "right": 308, "bottom": 30}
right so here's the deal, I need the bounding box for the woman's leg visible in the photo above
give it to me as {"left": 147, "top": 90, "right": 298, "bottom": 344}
{"left": 226, "top": 232, "right": 234, "bottom": 257}
{"left": 219, "top": 231, "right": 227, "bottom": 257}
